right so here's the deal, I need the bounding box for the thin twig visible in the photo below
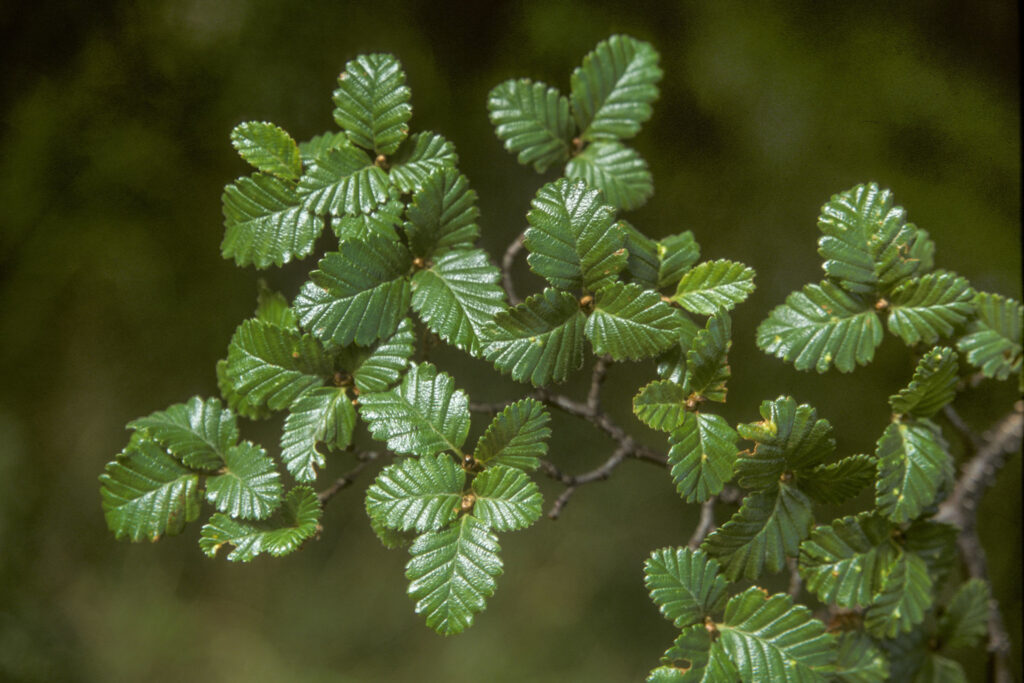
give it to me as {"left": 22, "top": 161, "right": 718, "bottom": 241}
{"left": 586, "top": 356, "right": 611, "bottom": 414}
{"left": 787, "top": 556, "right": 803, "bottom": 599}
{"left": 688, "top": 497, "right": 717, "bottom": 549}
{"left": 469, "top": 400, "right": 512, "bottom": 413}
{"left": 942, "top": 404, "right": 983, "bottom": 451}
{"left": 501, "top": 231, "right": 526, "bottom": 305}
{"left": 541, "top": 442, "right": 632, "bottom": 519}
{"left": 317, "top": 451, "right": 381, "bottom": 504}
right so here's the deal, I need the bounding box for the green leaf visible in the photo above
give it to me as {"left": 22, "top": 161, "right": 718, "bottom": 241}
{"left": 757, "top": 280, "right": 882, "bottom": 373}
{"left": 332, "top": 198, "right": 404, "bottom": 243}
{"left": 298, "top": 131, "right": 350, "bottom": 164}
{"left": 672, "top": 260, "right": 756, "bottom": 316}
{"left": 370, "top": 515, "right": 415, "bottom": 550}
{"left": 816, "top": 183, "right": 929, "bottom": 295}
{"left": 875, "top": 420, "right": 951, "bottom": 523}
{"left": 570, "top": 34, "right": 662, "bottom": 141}
{"left": 718, "top": 587, "right": 837, "bottom": 682}
{"left": 127, "top": 396, "right": 237, "bottom": 471}
{"left": 666, "top": 412, "right": 738, "bottom": 504}
{"left": 864, "top": 553, "right": 933, "bottom": 638}
{"left": 298, "top": 146, "right": 390, "bottom": 216}
{"left": 404, "top": 167, "right": 480, "bottom": 258}
{"left": 230, "top": 121, "right": 301, "bottom": 180}
{"left": 889, "top": 347, "right": 959, "bottom": 418}
{"left": 683, "top": 311, "right": 731, "bottom": 402}
{"left": 644, "top": 547, "right": 729, "bottom": 629}
{"left": 411, "top": 249, "right": 506, "bottom": 354}
{"left": 656, "top": 313, "right": 701, "bottom": 384}
{"left": 586, "top": 282, "right": 681, "bottom": 361}
{"left": 633, "top": 380, "right": 687, "bottom": 432}
{"left": 482, "top": 288, "right": 586, "bottom": 386}
{"left": 280, "top": 386, "right": 356, "bottom": 482}
{"left": 619, "top": 220, "right": 659, "bottom": 289}
{"left": 487, "top": 79, "right": 574, "bottom": 173}
{"left": 473, "top": 398, "right": 551, "bottom": 470}
{"left": 735, "top": 396, "right": 835, "bottom": 490}
{"left": 937, "top": 579, "right": 990, "bottom": 650}
{"left": 225, "top": 319, "right": 330, "bottom": 412}
{"left": 205, "top": 441, "right": 282, "bottom": 520}
{"left": 293, "top": 234, "right": 412, "bottom": 347}
{"left": 221, "top": 173, "right": 324, "bottom": 268}
{"left": 405, "top": 515, "right": 503, "bottom": 635}
{"left": 798, "top": 512, "right": 897, "bottom": 607}
{"left": 388, "top": 132, "right": 458, "bottom": 193}
{"left": 830, "top": 631, "right": 890, "bottom": 682}
{"left": 99, "top": 439, "right": 201, "bottom": 542}
{"left": 524, "top": 178, "right": 625, "bottom": 292}
{"left": 341, "top": 317, "right": 416, "bottom": 394}
{"left": 877, "top": 627, "right": 928, "bottom": 680}
{"left": 887, "top": 271, "right": 975, "bottom": 345}
{"left": 798, "top": 454, "right": 875, "bottom": 504}
{"left": 657, "top": 232, "right": 701, "bottom": 291}
{"left": 332, "top": 53, "right": 411, "bottom": 155}
{"left": 702, "top": 484, "right": 814, "bottom": 581}
{"left": 358, "top": 362, "right": 470, "bottom": 457}
{"left": 255, "top": 283, "right": 299, "bottom": 330}
{"left": 365, "top": 454, "right": 465, "bottom": 532}
{"left": 470, "top": 465, "right": 543, "bottom": 532}
{"left": 199, "top": 486, "right": 321, "bottom": 562}
{"left": 903, "top": 519, "right": 958, "bottom": 585}
{"left": 565, "top": 140, "right": 653, "bottom": 210}
{"left": 957, "top": 292, "right": 1022, "bottom": 381}
{"left": 217, "top": 358, "right": 271, "bottom": 421}
{"left": 913, "top": 655, "right": 967, "bottom": 683}
{"left": 651, "top": 626, "right": 738, "bottom": 682}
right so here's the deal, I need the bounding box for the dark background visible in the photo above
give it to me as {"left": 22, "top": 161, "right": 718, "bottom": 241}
{"left": 0, "top": 1, "right": 1019, "bottom": 681}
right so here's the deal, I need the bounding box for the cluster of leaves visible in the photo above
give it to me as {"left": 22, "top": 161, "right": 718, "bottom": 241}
{"left": 99, "top": 36, "right": 1021, "bottom": 677}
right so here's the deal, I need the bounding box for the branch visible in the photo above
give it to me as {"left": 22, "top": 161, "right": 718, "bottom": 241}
{"left": 540, "top": 441, "right": 632, "bottom": 519}
{"left": 501, "top": 230, "right": 526, "bottom": 305}
{"left": 317, "top": 450, "right": 381, "bottom": 504}
{"left": 687, "top": 497, "right": 717, "bottom": 549}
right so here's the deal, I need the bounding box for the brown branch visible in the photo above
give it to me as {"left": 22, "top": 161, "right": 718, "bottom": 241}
{"left": 688, "top": 497, "right": 717, "bottom": 549}
{"left": 942, "top": 403, "right": 983, "bottom": 451}
{"left": 501, "top": 231, "right": 526, "bottom": 305}
{"left": 317, "top": 451, "right": 381, "bottom": 504}
{"left": 586, "top": 356, "right": 611, "bottom": 414}
{"left": 786, "top": 556, "right": 803, "bottom": 599}
{"left": 540, "top": 441, "right": 633, "bottom": 519}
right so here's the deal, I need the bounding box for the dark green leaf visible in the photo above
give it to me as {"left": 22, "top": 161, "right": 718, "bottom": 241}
{"left": 875, "top": 421, "right": 951, "bottom": 523}
{"left": 388, "top": 132, "right": 458, "bottom": 193}
{"left": 633, "top": 379, "right": 687, "bottom": 432}
{"left": 830, "top": 631, "right": 890, "bottom": 682}
{"left": 889, "top": 347, "right": 959, "bottom": 418}
{"left": 656, "top": 313, "right": 701, "bottom": 384}
{"left": 887, "top": 271, "right": 974, "bottom": 345}
{"left": 365, "top": 454, "right": 465, "bottom": 532}
{"left": 903, "top": 519, "right": 958, "bottom": 586}
{"left": 217, "top": 358, "right": 271, "bottom": 421}
{"left": 471, "top": 465, "right": 543, "bottom": 532}
{"left": 298, "top": 146, "right": 390, "bottom": 216}
{"left": 957, "top": 292, "right": 1022, "bottom": 381}
{"left": 128, "top": 396, "right": 237, "bottom": 471}
{"left": 864, "top": 553, "right": 933, "bottom": 638}
{"left": 565, "top": 140, "right": 653, "bottom": 210}
{"left": 619, "top": 220, "right": 659, "bottom": 289}
{"left": 199, "top": 486, "right": 321, "bottom": 562}
{"left": 332, "top": 198, "right": 404, "bottom": 243}
{"left": 254, "top": 283, "right": 298, "bottom": 330}
{"left": 473, "top": 399, "right": 551, "bottom": 470}
{"left": 340, "top": 317, "right": 415, "bottom": 393}
{"left": 293, "top": 234, "right": 412, "bottom": 347}
{"left": 404, "top": 167, "right": 480, "bottom": 258}
{"left": 672, "top": 260, "right": 756, "bottom": 316}
{"left": 798, "top": 512, "right": 897, "bottom": 607}
{"left": 683, "top": 311, "right": 731, "bottom": 402}
{"left": 735, "top": 396, "right": 835, "bottom": 490}
{"left": 644, "top": 547, "right": 729, "bottom": 629}
{"left": 651, "top": 625, "right": 737, "bottom": 682}
{"left": 487, "top": 79, "right": 574, "bottom": 172}
{"left": 798, "top": 454, "right": 875, "bottom": 504}
{"left": 667, "top": 412, "right": 738, "bottom": 503}
{"left": 230, "top": 121, "right": 301, "bottom": 180}
{"left": 657, "top": 232, "right": 701, "bottom": 291}
{"left": 280, "top": 386, "right": 356, "bottom": 482}
{"left": 937, "top": 579, "right": 989, "bottom": 650}
{"left": 586, "top": 282, "right": 681, "bottom": 361}
{"left": 298, "top": 131, "right": 349, "bottom": 164}
{"left": 332, "top": 53, "right": 411, "bottom": 154}
{"left": 205, "top": 441, "right": 282, "bottom": 520}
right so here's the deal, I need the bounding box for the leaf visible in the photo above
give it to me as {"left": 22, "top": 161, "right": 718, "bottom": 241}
{"left": 889, "top": 347, "right": 959, "bottom": 418}
{"left": 524, "top": 178, "right": 625, "bottom": 292}
{"left": 473, "top": 398, "right": 551, "bottom": 470}
{"left": 633, "top": 380, "right": 687, "bottom": 432}
{"left": 877, "top": 627, "right": 928, "bottom": 681}
{"left": 938, "top": 579, "right": 990, "bottom": 650}
{"left": 199, "top": 486, "right": 321, "bottom": 562}
{"left": 666, "top": 412, "right": 738, "bottom": 504}
{"left": 702, "top": 484, "right": 814, "bottom": 581}
{"left": 332, "top": 198, "right": 404, "bottom": 243}
{"left": 205, "top": 441, "right": 282, "bottom": 520}
{"left": 470, "top": 465, "right": 543, "bottom": 532}
{"left": 957, "top": 292, "right": 1022, "bottom": 381}
{"left": 365, "top": 454, "right": 465, "bottom": 533}
{"left": 570, "top": 34, "right": 662, "bottom": 140}
{"left": 735, "top": 396, "right": 835, "bottom": 490}
{"left": 757, "top": 280, "right": 882, "bottom": 373}
{"left": 298, "top": 146, "right": 390, "bottom": 216}
{"left": 332, "top": 53, "right": 411, "bottom": 155}
{"left": 224, "top": 319, "right": 331, "bottom": 412}
{"left": 230, "top": 121, "right": 301, "bottom": 180}
{"left": 342, "top": 317, "right": 416, "bottom": 393}
{"left": 798, "top": 454, "right": 875, "bottom": 504}
{"left": 221, "top": 173, "right": 324, "bottom": 268}
{"left": 482, "top": 288, "right": 586, "bottom": 386}
{"left": 913, "top": 655, "right": 967, "bottom": 683}
{"left": 887, "top": 271, "right": 975, "bottom": 345}
{"left": 298, "top": 131, "right": 350, "bottom": 164}
{"left": 128, "top": 396, "right": 237, "bottom": 471}
{"left": 370, "top": 515, "right": 415, "bottom": 550}
{"left": 99, "top": 439, "right": 201, "bottom": 542}
{"left": 874, "top": 420, "right": 951, "bottom": 523}
{"left": 405, "top": 515, "right": 503, "bottom": 635}
{"left": 404, "top": 167, "right": 480, "bottom": 258}
{"left": 280, "top": 386, "right": 356, "bottom": 482}
{"left": 410, "top": 249, "right": 506, "bottom": 354}
{"left": 718, "top": 587, "right": 837, "bottom": 682}
{"left": 644, "top": 547, "right": 729, "bottom": 629}
{"left": 656, "top": 313, "right": 701, "bottom": 384}
{"left": 798, "top": 512, "right": 897, "bottom": 607}
{"left": 651, "top": 626, "right": 738, "bottom": 682}
{"left": 683, "top": 311, "right": 731, "bottom": 402}
{"left": 487, "top": 79, "right": 574, "bottom": 173}
{"left": 388, "top": 132, "right": 458, "bottom": 193}
{"left": 657, "top": 232, "right": 701, "bottom": 291}
{"left": 619, "top": 220, "right": 659, "bottom": 289}
{"left": 565, "top": 140, "right": 653, "bottom": 210}
{"left": 254, "top": 283, "right": 298, "bottom": 330}
{"left": 293, "top": 234, "right": 412, "bottom": 347}
{"left": 216, "top": 359, "right": 271, "bottom": 421}
{"left": 816, "top": 183, "right": 929, "bottom": 295}
{"left": 358, "top": 362, "right": 470, "bottom": 457}
{"left": 586, "top": 282, "right": 681, "bottom": 361}
{"left": 864, "top": 553, "right": 933, "bottom": 638}
{"left": 672, "top": 260, "right": 756, "bottom": 316}
{"left": 903, "top": 519, "right": 958, "bottom": 585}
{"left": 830, "top": 631, "right": 890, "bottom": 682}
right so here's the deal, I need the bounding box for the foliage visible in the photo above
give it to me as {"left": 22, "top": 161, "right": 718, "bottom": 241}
{"left": 98, "top": 36, "right": 1019, "bottom": 678}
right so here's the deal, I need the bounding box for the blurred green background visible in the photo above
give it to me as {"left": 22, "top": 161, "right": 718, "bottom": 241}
{"left": 1, "top": 1, "right": 1019, "bottom": 681}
